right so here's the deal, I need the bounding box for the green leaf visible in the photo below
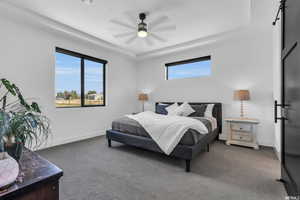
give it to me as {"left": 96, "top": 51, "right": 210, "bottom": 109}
{"left": 18, "top": 94, "right": 30, "bottom": 110}
{"left": 1, "top": 79, "right": 16, "bottom": 96}
{"left": 31, "top": 102, "right": 41, "bottom": 113}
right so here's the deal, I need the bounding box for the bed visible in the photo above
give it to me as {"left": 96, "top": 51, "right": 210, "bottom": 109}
{"left": 106, "top": 102, "right": 222, "bottom": 172}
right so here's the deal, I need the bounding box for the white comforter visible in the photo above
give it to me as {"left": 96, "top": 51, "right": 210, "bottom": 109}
{"left": 127, "top": 111, "right": 208, "bottom": 155}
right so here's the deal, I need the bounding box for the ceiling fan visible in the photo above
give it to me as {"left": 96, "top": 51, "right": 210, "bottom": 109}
{"left": 110, "top": 12, "right": 176, "bottom": 46}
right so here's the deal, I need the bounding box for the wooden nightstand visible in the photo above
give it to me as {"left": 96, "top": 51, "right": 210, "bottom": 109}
{"left": 225, "top": 118, "right": 260, "bottom": 149}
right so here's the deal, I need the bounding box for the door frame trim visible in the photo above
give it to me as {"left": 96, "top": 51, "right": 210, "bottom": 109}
{"left": 280, "top": 0, "right": 300, "bottom": 195}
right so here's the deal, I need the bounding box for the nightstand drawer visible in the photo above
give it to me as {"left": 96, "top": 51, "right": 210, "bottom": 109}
{"left": 231, "top": 123, "right": 252, "bottom": 132}
{"left": 232, "top": 133, "right": 252, "bottom": 142}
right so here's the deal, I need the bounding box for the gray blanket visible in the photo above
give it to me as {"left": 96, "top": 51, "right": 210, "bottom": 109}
{"left": 112, "top": 116, "right": 213, "bottom": 146}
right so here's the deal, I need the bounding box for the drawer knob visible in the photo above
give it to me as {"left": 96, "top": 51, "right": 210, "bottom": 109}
{"left": 52, "top": 186, "right": 56, "bottom": 191}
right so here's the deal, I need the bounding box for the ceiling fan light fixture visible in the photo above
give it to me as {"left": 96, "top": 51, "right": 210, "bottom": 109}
{"left": 137, "top": 24, "right": 148, "bottom": 38}
{"left": 137, "top": 30, "right": 148, "bottom": 38}
{"left": 137, "top": 13, "right": 148, "bottom": 38}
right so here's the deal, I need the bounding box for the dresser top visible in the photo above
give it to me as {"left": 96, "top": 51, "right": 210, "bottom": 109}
{"left": 225, "top": 118, "right": 260, "bottom": 124}
{"left": 0, "top": 149, "right": 63, "bottom": 198}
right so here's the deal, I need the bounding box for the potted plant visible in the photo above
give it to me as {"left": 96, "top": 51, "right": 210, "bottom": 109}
{"left": 0, "top": 78, "right": 51, "bottom": 161}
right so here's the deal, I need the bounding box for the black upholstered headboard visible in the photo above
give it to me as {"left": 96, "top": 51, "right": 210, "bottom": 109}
{"left": 155, "top": 102, "right": 222, "bottom": 133}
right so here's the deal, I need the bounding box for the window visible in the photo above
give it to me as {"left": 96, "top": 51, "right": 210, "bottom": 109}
{"left": 165, "top": 56, "right": 211, "bottom": 80}
{"left": 55, "top": 47, "right": 107, "bottom": 108}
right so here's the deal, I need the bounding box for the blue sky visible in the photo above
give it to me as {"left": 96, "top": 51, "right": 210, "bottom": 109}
{"left": 168, "top": 60, "right": 211, "bottom": 80}
{"left": 55, "top": 52, "right": 104, "bottom": 94}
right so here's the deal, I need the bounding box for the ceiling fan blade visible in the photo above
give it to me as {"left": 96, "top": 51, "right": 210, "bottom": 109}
{"left": 149, "top": 33, "right": 167, "bottom": 42}
{"left": 151, "top": 25, "right": 176, "bottom": 32}
{"left": 110, "top": 19, "right": 136, "bottom": 30}
{"left": 145, "top": 37, "right": 154, "bottom": 46}
{"left": 113, "top": 32, "right": 135, "bottom": 38}
{"left": 149, "top": 16, "right": 169, "bottom": 29}
{"left": 125, "top": 35, "right": 137, "bottom": 44}
{"left": 124, "top": 11, "right": 137, "bottom": 24}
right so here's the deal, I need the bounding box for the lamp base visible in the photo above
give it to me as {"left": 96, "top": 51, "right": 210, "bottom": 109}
{"left": 240, "top": 100, "right": 244, "bottom": 118}
{"left": 142, "top": 101, "right": 145, "bottom": 112}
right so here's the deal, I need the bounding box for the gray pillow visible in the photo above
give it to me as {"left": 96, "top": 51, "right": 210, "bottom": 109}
{"left": 188, "top": 104, "right": 207, "bottom": 117}
{"left": 156, "top": 103, "right": 169, "bottom": 115}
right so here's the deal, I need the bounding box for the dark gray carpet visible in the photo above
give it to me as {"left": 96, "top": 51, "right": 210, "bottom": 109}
{"left": 38, "top": 136, "right": 286, "bottom": 200}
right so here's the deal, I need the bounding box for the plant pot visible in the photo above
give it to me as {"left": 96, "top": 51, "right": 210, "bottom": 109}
{"left": 4, "top": 143, "right": 23, "bottom": 162}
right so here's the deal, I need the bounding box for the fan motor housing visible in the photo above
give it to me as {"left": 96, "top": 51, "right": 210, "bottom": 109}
{"left": 139, "top": 13, "right": 146, "bottom": 21}
{"left": 138, "top": 22, "right": 147, "bottom": 32}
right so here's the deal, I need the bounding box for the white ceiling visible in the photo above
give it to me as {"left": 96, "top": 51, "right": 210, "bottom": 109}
{"left": 6, "top": 0, "right": 251, "bottom": 56}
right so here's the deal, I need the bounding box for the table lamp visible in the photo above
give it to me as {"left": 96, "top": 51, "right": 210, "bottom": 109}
{"left": 138, "top": 93, "right": 148, "bottom": 112}
{"left": 234, "top": 90, "right": 250, "bottom": 118}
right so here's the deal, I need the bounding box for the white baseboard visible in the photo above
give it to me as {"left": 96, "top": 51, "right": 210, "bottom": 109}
{"left": 37, "top": 131, "right": 276, "bottom": 152}
{"left": 273, "top": 147, "right": 281, "bottom": 161}
{"left": 37, "top": 131, "right": 105, "bottom": 151}
{"left": 219, "top": 134, "right": 227, "bottom": 141}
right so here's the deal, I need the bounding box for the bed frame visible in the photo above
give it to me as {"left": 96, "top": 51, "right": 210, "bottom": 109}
{"left": 106, "top": 102, "right": 222, "bottom": 172}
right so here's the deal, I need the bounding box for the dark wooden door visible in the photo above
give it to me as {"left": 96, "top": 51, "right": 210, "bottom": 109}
{"left": 281, "top": 0, "right": 300, "bottom": 195}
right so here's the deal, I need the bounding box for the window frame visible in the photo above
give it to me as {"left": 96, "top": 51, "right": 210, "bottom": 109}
{"left": 165, "top": 56, "right": 211, "bottom": 80}
{"left": 55, "top": 47, "right": 107, "bottom": 108}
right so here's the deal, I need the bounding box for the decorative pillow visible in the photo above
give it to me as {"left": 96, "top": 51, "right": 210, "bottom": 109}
{"left": 177, "top": 102, "right": 195, "bottom": 117}
{"left": 166, "top": 103, "right": 179, "bottom": 115}
{"left": 156, "top": 103, "right": 169, "bottom": 115}
{"left": 204, "top": 104, "right": 215, "bottom": 117}
{"left": 188, "top": 104, "right": 207, "bottom": 117}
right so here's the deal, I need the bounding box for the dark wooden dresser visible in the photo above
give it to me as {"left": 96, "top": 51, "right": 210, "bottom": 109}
{"left": 0, "top": 149, "right": 63, "bottom": 200}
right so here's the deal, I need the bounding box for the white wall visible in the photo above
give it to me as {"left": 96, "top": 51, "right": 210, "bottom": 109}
{"left": 136, "top": 0, "right": 276, "bottom": 146}
{"left": 0, "top": 11, "right": 138, "bottom": 148}
{"left": 272, "top": 0, "right": 282, "bottom": 158}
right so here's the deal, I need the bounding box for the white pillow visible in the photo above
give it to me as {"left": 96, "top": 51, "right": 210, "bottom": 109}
{"left": 158, "top": 103, "right": 169, "bottom": 106}
{"left": 177, "top": 102, "right": 195, "bottom": 117}
{"left": 166, "top": 103, "right": 179, "bottom": 115}
{"left": 204, "top": 104, "right": 215, "bottom": 117}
